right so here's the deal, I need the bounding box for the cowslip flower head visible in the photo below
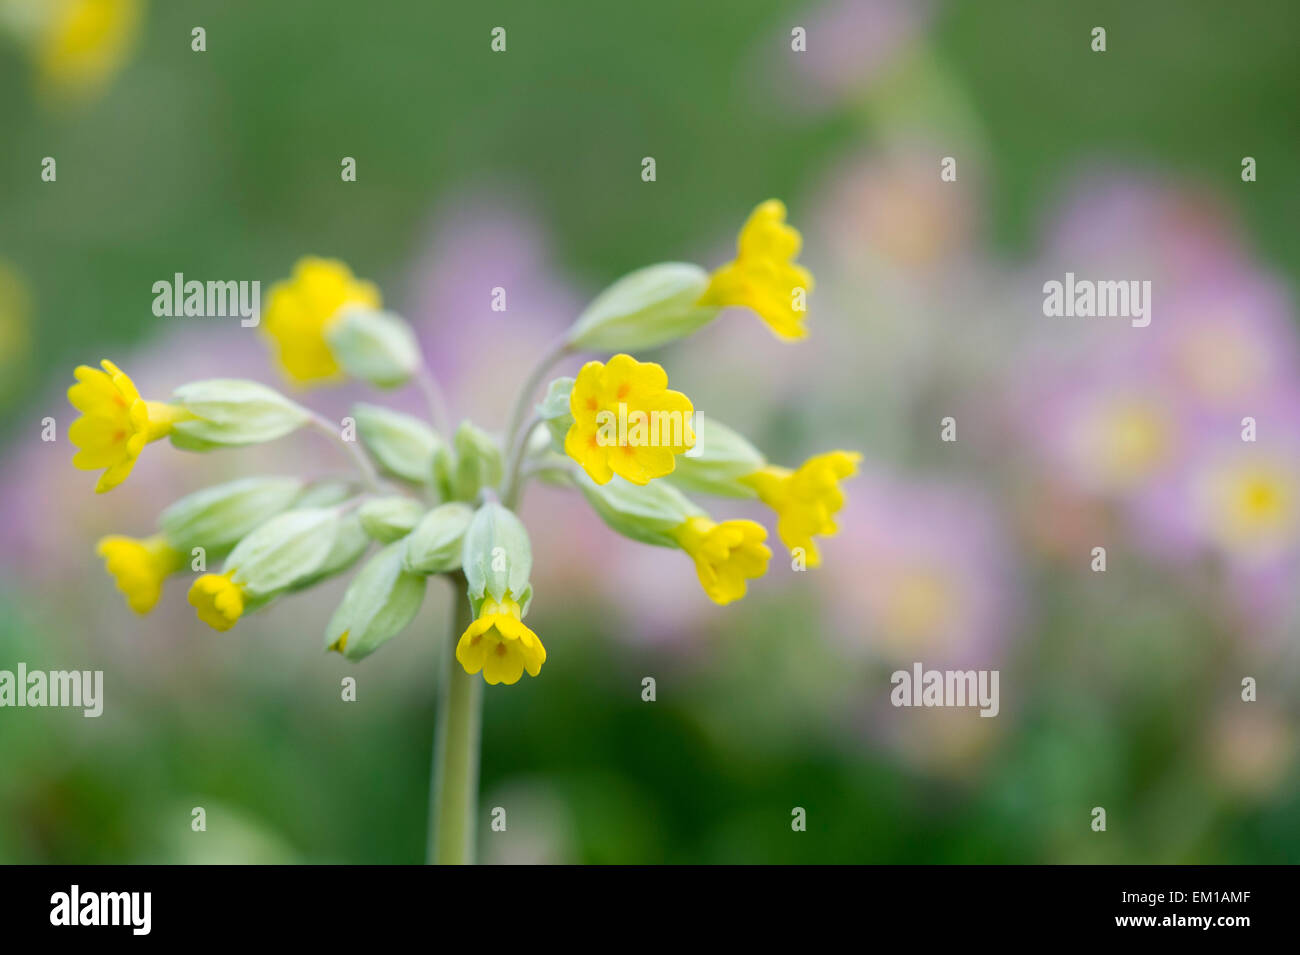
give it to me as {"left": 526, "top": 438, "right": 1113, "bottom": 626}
{"left": 68, "top": 359, "right": 188, "bottom": 492}
{"left": 96, "top": 533, "right": 182, "bottom": 614}
{"left": 743, "top": 451, "right": 861, "bottom": 567}
{"left": 188, "top": 571, "right": 245, "bottom": 632}
{"left": 262, "top": 257, "right": 381, "bottom": 386}
{"left": 564, "top": 353, "right": 695, "bottom": 486}
{"left": 456, "top": 596, "right": 546, "bottom": 686}
{"left": 699, "top": 199, "right": 813, "bottom": 341}
{"left": 671, "top": 516, "right": 771, "bottom": 605}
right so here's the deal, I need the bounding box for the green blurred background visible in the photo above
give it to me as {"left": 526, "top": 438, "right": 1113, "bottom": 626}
{"left": 1, "top": 0, "right": 1298, "bottom": 863}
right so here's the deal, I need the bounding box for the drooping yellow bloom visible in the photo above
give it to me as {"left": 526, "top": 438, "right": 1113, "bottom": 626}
{"left": 565, "top": 353, "right": 695, "bottom": 485}
{"left": 456, "top": 596, "right": 546, "bottom": 685}
{"left": 34, "top": 0, "right": 142, "bottom": 101}
{"left": 743, "top": 451, "right": 860, "bottom": 567}
{"left": 96, "top": 533, "right": 182, "bottom": 614}
{"left": 261, "top": 257, "right": 381, "bottom": 385}
{"left": 672, "top": 516, "right": 771, "bottom": 605}
{"left": 68, "top": 359, "right": 188, "bottom": 493}
{"left": 699, "top": 199, "right": 813, "bottom": 341}
{"left": 188, "top": 571, "right": 247, "bottom": 632}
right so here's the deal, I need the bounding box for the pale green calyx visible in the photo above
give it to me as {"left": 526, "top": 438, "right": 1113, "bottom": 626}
{"left": 665, "top": 415, "right": 767, "bottom": 498}
{"left": 325, "top": 543, "right": 427, "bottom": 661}
{"left": 159, "top": 476, "right": 304, "bottom": 554}
{"left": 289, "top": 513, "right": 370, "bottom": 591}
{"left": 403, "top": 502, "right": 474, "bottom": 574}
{"left": 449, "top": 421, "right": 503, "bottom": 502}
{"left": 566, "top": 262, "right": 720, "bottom": 352}
{"left": 170, "top": 379, "right": 311, "bottom": 449}
{"left": 223, "top": 507, "right": 345, "bottom": 598}
{"left": 358, "top": 496, "right": 426, "bottom": 543}
{"left": 538, "top": 376, "right": 575, "bottom": 452}
{"left": 575, "top": 470, "right": 703, "bottom": 548}
{"left": 325, "top": 306, "right": 422, "bottom": 388}
{"left": 461, "top": 502, "right": 532, "bottom": 613}
{"left": 352, "top": 402, "right": 446, "bottom": 487}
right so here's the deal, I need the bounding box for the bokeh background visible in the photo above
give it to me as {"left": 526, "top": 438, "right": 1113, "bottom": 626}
{"left": 1, "top": 0, "right": 1298, "bottom": 863}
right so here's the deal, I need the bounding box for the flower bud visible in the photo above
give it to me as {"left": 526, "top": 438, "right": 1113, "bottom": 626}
{"left": 325, "top": 543, "right": 426, "bottom": 660}
{"left": 567, "top": 263, "right": 719, "bottom": 351}
{"left": 292, "top": 479, "right": 358, "bottom": 509}
{"left": 290, "top": 513, "right": 370, "bottom": 591}
{"left": 352, "top": 402, "right": 446, "bottom": 487}
{"left": 159, "top": 476, "right": 304, "bottom": 554}
{"left": 358, "top": 496, "right": 425, "bottom": 543}
{"left": 325, "top": 306, "right": 422, "bottom": 388}
{"left": 666, "top": 415, "right": 767, "bottom": 498}
{"left": 403, "top": 501, "right": 474, "bottom": 574}
{"left": 223, "top": 507, "right": 345, "bottom": 597}
{"left": 575, "top": 471, "right": 701, "bottom": 548}
{"left": 538, "top": 376, "right": 575, "bottom": 451}
{"left": 450, "top": 421, "right": 503, "bottom": 502}
{"left": 461, "top": 502, "right": 532, "bottom": 613}
{"left": 169, "top": 379, "right": 311, "bottom": 450}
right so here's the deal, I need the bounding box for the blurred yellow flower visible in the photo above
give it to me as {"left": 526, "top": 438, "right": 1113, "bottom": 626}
{"left": 672, "top": 516, "right": 770, "bottom": 605}
{"left": 1078, "top": 397, "right": 1172, "bottom": 491}
{"left": 0, "top": 260, "right": 32, "bottom": 402}
{"left": 188, "top": 571, "right": 246, "bottom": 632}
{"left": 565, "top": 353, "right": 694, "bottom": 485}
{"left": 456, "top": 596, "right": 546, "bottom": 685}
{"left": 33, "top": 0, "right": 142, "bottom": 100}
{"left": 1199, "top": 457, "right": 1297, "bottom": 559}
{"left": 262, "top": 257, "right": 381, "bottom": 386}
{"left": 744, "top": 451, "right": 860, "bottom": 567}
{"left": 96, "top": 533, "right": 181, "bottom": 614}
{"left": 699, "top": 199, "right": 813, "bottom": 341}
{"left": 67, "top": 359, "right": 187, "bottom": 493}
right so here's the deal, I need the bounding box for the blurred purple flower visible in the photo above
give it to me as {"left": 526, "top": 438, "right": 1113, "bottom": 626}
{"left": 822, "top": 469, "right": 1021, "bottom": 669}
{"left": 755, "top": 0, "right": 934, "bottom": 114}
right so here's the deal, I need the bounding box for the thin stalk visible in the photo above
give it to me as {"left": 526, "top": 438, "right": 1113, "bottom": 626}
{"left": 501, "top": 336, "right": 571, "bottom": 467}
{"left": 428, "top": 573, "right": 482, "bottom": 864}
{"left": 308, "top": 412, "right": 383, "bottom": 492}
{"left": 416, "top": 364, "right": 452, "bottom": 436}
{"left": 500, "top": 412, "right": 542, "bottom": 508}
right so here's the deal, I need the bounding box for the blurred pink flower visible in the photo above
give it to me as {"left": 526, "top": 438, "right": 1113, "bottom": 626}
{"left": 822, "top": 469, "right": 1021, "bottom": 669}
{"left": 756, "top": 0, "right": 934, "bottom": 114}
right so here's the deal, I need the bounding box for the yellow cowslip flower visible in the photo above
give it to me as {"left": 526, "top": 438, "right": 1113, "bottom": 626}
{"left": 96, "top": 533, "right": 182, "bottom": 614}
{"left": 565, "top": 353, "right": 695, "bottom": 486}
{"left": 455, "top": 596, "right": 546, "bottom": 686}
{"left": 742, "top": 451, "right": 861, "bottom": 567}
{"left": 699, "top": 199, "right": 813, "bottom": 341}
{"left": 68, "top": 359, "right": 188, "bottom": 493}
{"left": 188, "top": 571, "right": 246, "bottom": 632}
{"left": 262, "top": 257, "right": 381, "bottom": 386}
{"left": 672, "top": 516, "right": 771, "bottom": 605}
{"left": 35, "top": 0, "right": 142, "bottom": 101}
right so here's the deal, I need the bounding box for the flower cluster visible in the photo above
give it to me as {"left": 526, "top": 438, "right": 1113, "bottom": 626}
{"left": 72, "top": 201, "right": 857, "bottom": 685}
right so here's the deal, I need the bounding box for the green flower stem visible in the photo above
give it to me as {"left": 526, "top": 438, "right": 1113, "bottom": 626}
{"left": 428, "top": 573, "right": 482, "bottom": 864}
{"left": 307, "top": 411, "right": 384, "bottom": 492}
{"left": 501, "top": 336, "right": 571, "bottom": 470}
